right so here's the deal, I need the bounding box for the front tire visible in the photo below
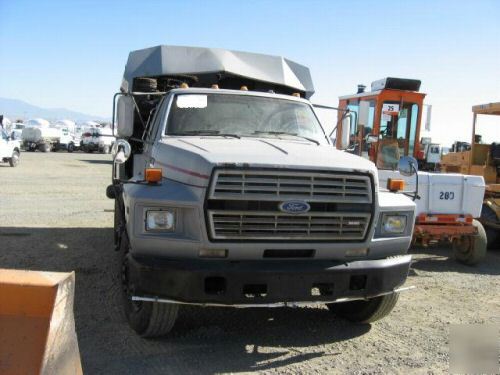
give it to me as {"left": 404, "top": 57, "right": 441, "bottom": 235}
{"left": 116, "top": 206, "right": 178, "bottom": 337}
{"left": 67, "top": 142, "right": 75, "bottom": 153}
{"left": 9, "top": 150, "right": 20, "bottom": 167}
{"left": 452, "top": 219, "right": 487, "bottom": 265}
{"left": 39, "top": 143, "right": 51, "bottom": 153}
{"left": 326, "top": 292, "right": 399, "bottom": 323}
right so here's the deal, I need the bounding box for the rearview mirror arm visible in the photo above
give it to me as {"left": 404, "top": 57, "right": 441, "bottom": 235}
{"left": 402, "top": 161, "right": 420, "bottom": 201}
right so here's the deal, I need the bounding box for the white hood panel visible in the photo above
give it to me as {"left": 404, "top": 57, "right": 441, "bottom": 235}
{"left": 153, "top": 137, "right": 377, "bottom": 187}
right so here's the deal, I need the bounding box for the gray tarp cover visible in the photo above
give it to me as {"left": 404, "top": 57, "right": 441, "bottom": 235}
{"left": 121, "top": 45, "right": 314, "bottom": 98}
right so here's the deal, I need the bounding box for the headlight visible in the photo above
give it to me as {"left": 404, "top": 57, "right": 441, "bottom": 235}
{"left": 381, "top": 214, "right": 407, "bottom": 234}
{"left": 146, "top": 210, "right": 175, "bottom": 231}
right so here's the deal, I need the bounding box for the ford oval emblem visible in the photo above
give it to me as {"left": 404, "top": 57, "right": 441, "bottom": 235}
{"left": 279, "top": 201, "right": 311, "bottom": 214}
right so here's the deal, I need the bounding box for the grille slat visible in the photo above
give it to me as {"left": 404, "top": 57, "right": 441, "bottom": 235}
{"left": 210, "top": 170, "right": 372, "bottom": 203}
{"left": 209, "top": 211, "right": 370, "bottom": 240}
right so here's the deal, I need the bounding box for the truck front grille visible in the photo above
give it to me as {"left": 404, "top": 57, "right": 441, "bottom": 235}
{"left": 209, "top": 211, "right": 371, "bottom": 240}
{"left": 207, "top": 169, "right": 374, "bottom": 241}
{"left": 209, "top": 170, "right": 372, "bottom": 203}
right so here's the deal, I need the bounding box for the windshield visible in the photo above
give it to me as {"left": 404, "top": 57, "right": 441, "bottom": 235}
{"left": 165, "top": 93, "right": 328, "bottom": 145}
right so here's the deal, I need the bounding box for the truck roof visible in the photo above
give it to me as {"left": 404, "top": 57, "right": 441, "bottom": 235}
{"left": 121, "top": 45, "right": 315, "bottom": 98}
{"left": 166, "top": 87, "right": 311, "bottom": 104}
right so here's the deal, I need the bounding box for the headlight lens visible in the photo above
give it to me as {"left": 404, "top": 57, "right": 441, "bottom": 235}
{"left": 146, "top": 210, "right": 175, "bottom": 231}
{"left": 382, "top": 214, "right": 407, "bottom": 234}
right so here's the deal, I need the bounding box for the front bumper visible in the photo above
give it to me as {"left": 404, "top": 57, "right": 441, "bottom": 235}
{"left": 128, "top": 254, "right": 412, "bottom": 306}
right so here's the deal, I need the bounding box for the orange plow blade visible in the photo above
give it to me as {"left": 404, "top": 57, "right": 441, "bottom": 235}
{"left": 0, "top": 269, "right": 82, "bottom": 375}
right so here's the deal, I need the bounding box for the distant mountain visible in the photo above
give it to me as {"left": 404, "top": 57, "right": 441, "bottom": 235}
{"left": 0, "top": 97, "right": 109, "bottom": 122}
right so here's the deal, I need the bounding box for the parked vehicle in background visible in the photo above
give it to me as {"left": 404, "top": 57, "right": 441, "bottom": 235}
{"left": 54, "top": 119, "right": 76, "bottom": 133}
{"left": 417, "top": 137, "right": 441, "bottom": 171}
{"left": 22, "top": 125, "right": 61, "bottom": 152}
{"left": 107, "top": 45, "right": 417, "bottom": 338}
{"left": 441, "top": 102, "right": 500, "bottom": 248}
{"left": 67, "top": 131, "right": 82, "bottom": 153}
{"left": 51, "top": 127, "right": 79, "bottom": 152}
{"left": 335, "top": 77, "right": 487, "bottom": 265}
{"left": 10, "top": 123, "right": 25, "bottom": 141}
{"left": 81, "top": 127, "right": 115, "bottom": 153}
{"left": 450, "top": 141, "right": 471, "bottom": 153}
{"left": 0, "top": 128, "right": 21, "bottom": 167}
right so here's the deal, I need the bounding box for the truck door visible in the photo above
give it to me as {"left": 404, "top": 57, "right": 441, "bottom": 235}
{"left": 0, "top": 129, "right": 10, "bottom": 158}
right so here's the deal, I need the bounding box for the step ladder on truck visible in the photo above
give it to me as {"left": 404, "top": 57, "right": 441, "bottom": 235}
{"left": 440, "top": 102, "right": 500, "bottom": 248}
{"left": 330, "top": 77, "right": 487, "bottom": 265}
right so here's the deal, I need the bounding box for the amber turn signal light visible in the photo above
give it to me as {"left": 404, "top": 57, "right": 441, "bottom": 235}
{"left": 387, "top": 178, "right": 405, "bottom": 192}
{"left": 145, "top": 168, "right": 162, "bottom": 183}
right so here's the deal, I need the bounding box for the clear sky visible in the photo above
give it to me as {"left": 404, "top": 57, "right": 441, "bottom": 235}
{"left": 1, "top": 0, "right": 499, "bottom": 146}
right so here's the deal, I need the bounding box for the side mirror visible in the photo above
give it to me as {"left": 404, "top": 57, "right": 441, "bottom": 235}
{"left": 112, "top": 139, "right": 131, "bottom": 164}
{"left": 116, "top": 95, "right": 135, "bottom": 138}
{"left": 398, "top": 156, "right": 418, "bottom": 176}
{"left": 340, "top": 115, "right": 351, "bottom": 149}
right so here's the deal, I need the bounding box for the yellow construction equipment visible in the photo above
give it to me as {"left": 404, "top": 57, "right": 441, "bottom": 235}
{"left": 0, "top": 269, "right": 82, "bottom": 375}
{"left": 441, "top": 102, "right": 500, "bottom": 248}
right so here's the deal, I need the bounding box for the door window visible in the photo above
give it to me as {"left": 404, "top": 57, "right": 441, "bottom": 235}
{"left": 377, "top": 102, "right": 419, "bottom": 169}
{"left": 346, "top": 100, "right": 375, "bottom": 158}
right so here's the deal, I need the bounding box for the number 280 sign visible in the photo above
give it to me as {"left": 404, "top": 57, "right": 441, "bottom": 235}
{"left": 382, "top": 103, "right": 400, "bottom": 115}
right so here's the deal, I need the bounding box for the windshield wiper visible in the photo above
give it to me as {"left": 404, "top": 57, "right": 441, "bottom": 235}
{"left": 252, "top": 131, "right": 319, "bottom": 145}
{"left": 169, "top": 130, "right": 240, "bottom": 138}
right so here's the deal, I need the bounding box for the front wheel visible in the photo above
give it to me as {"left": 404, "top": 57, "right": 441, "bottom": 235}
{"left": 67, "top": 142, "right": 75, "bottom": 153}
{"left": 452, "top": 219, "right": 487, "bottom": 265}
{"left": 326, "top": 292, "right": 399, "bottom": 323}
{"left": 39, "top": 143, "right": 51, "bottom": 153}
{"left": 9, "top": 151, "right": 20, "bottom": 167}
{"left": 117, "top": 215, "right": 178, "bottom": 337}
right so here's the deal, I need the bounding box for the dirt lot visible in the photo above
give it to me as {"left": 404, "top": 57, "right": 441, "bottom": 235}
{"left": 1, "top": 152, "right": 499, "bottom": 374}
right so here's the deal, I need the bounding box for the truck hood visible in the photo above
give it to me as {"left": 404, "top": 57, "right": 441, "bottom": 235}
{"left": 153, "top": 137, "right": 378, "bottom": 187}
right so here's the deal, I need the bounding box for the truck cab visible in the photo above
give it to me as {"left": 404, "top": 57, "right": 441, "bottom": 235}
{"left": 417, "top": 138, "right": 441, "bottom": 171}
{"left": 0, "top": 128, "right": 21, "bottom": 167}
{"left": 81, "top": 127, "right": 115, "bottom": 153}
{"left": 108, "top": 46, "right": 417, "bottom": 337}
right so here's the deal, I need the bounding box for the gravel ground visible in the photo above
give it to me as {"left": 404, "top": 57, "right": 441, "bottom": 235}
{"left": 1, "top": 152, "right": 499, "bottom": 374}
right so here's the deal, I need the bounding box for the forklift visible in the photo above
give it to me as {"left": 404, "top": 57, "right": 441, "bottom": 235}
{"left": 333, "top": 77, "right": 487, "bottom": 265}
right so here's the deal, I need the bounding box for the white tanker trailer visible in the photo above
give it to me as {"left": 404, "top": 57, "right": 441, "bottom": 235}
{"left": 21, "top": 119, "right": 61, "bottom": 152}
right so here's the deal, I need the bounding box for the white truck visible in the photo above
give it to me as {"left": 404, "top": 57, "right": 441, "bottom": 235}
{"left": 52, "top": 127, "right": 81, "bottom": 152}
{"left": 0, "top": 128, "right": 21, "bottom": 167}
{"left": 81, "top": 127, "right": 115, "bottom": 153}
{"left": 417, "top": 137, "right": 441, "bottom": 171}
{"left": 106, "top": 46, "right": 417, "bottom": 338}
{"left": 10, "top": 123, "right": 25, "bottom": 141}
{"left": 22, "top": 126, "right": 62, "bottom": 152}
